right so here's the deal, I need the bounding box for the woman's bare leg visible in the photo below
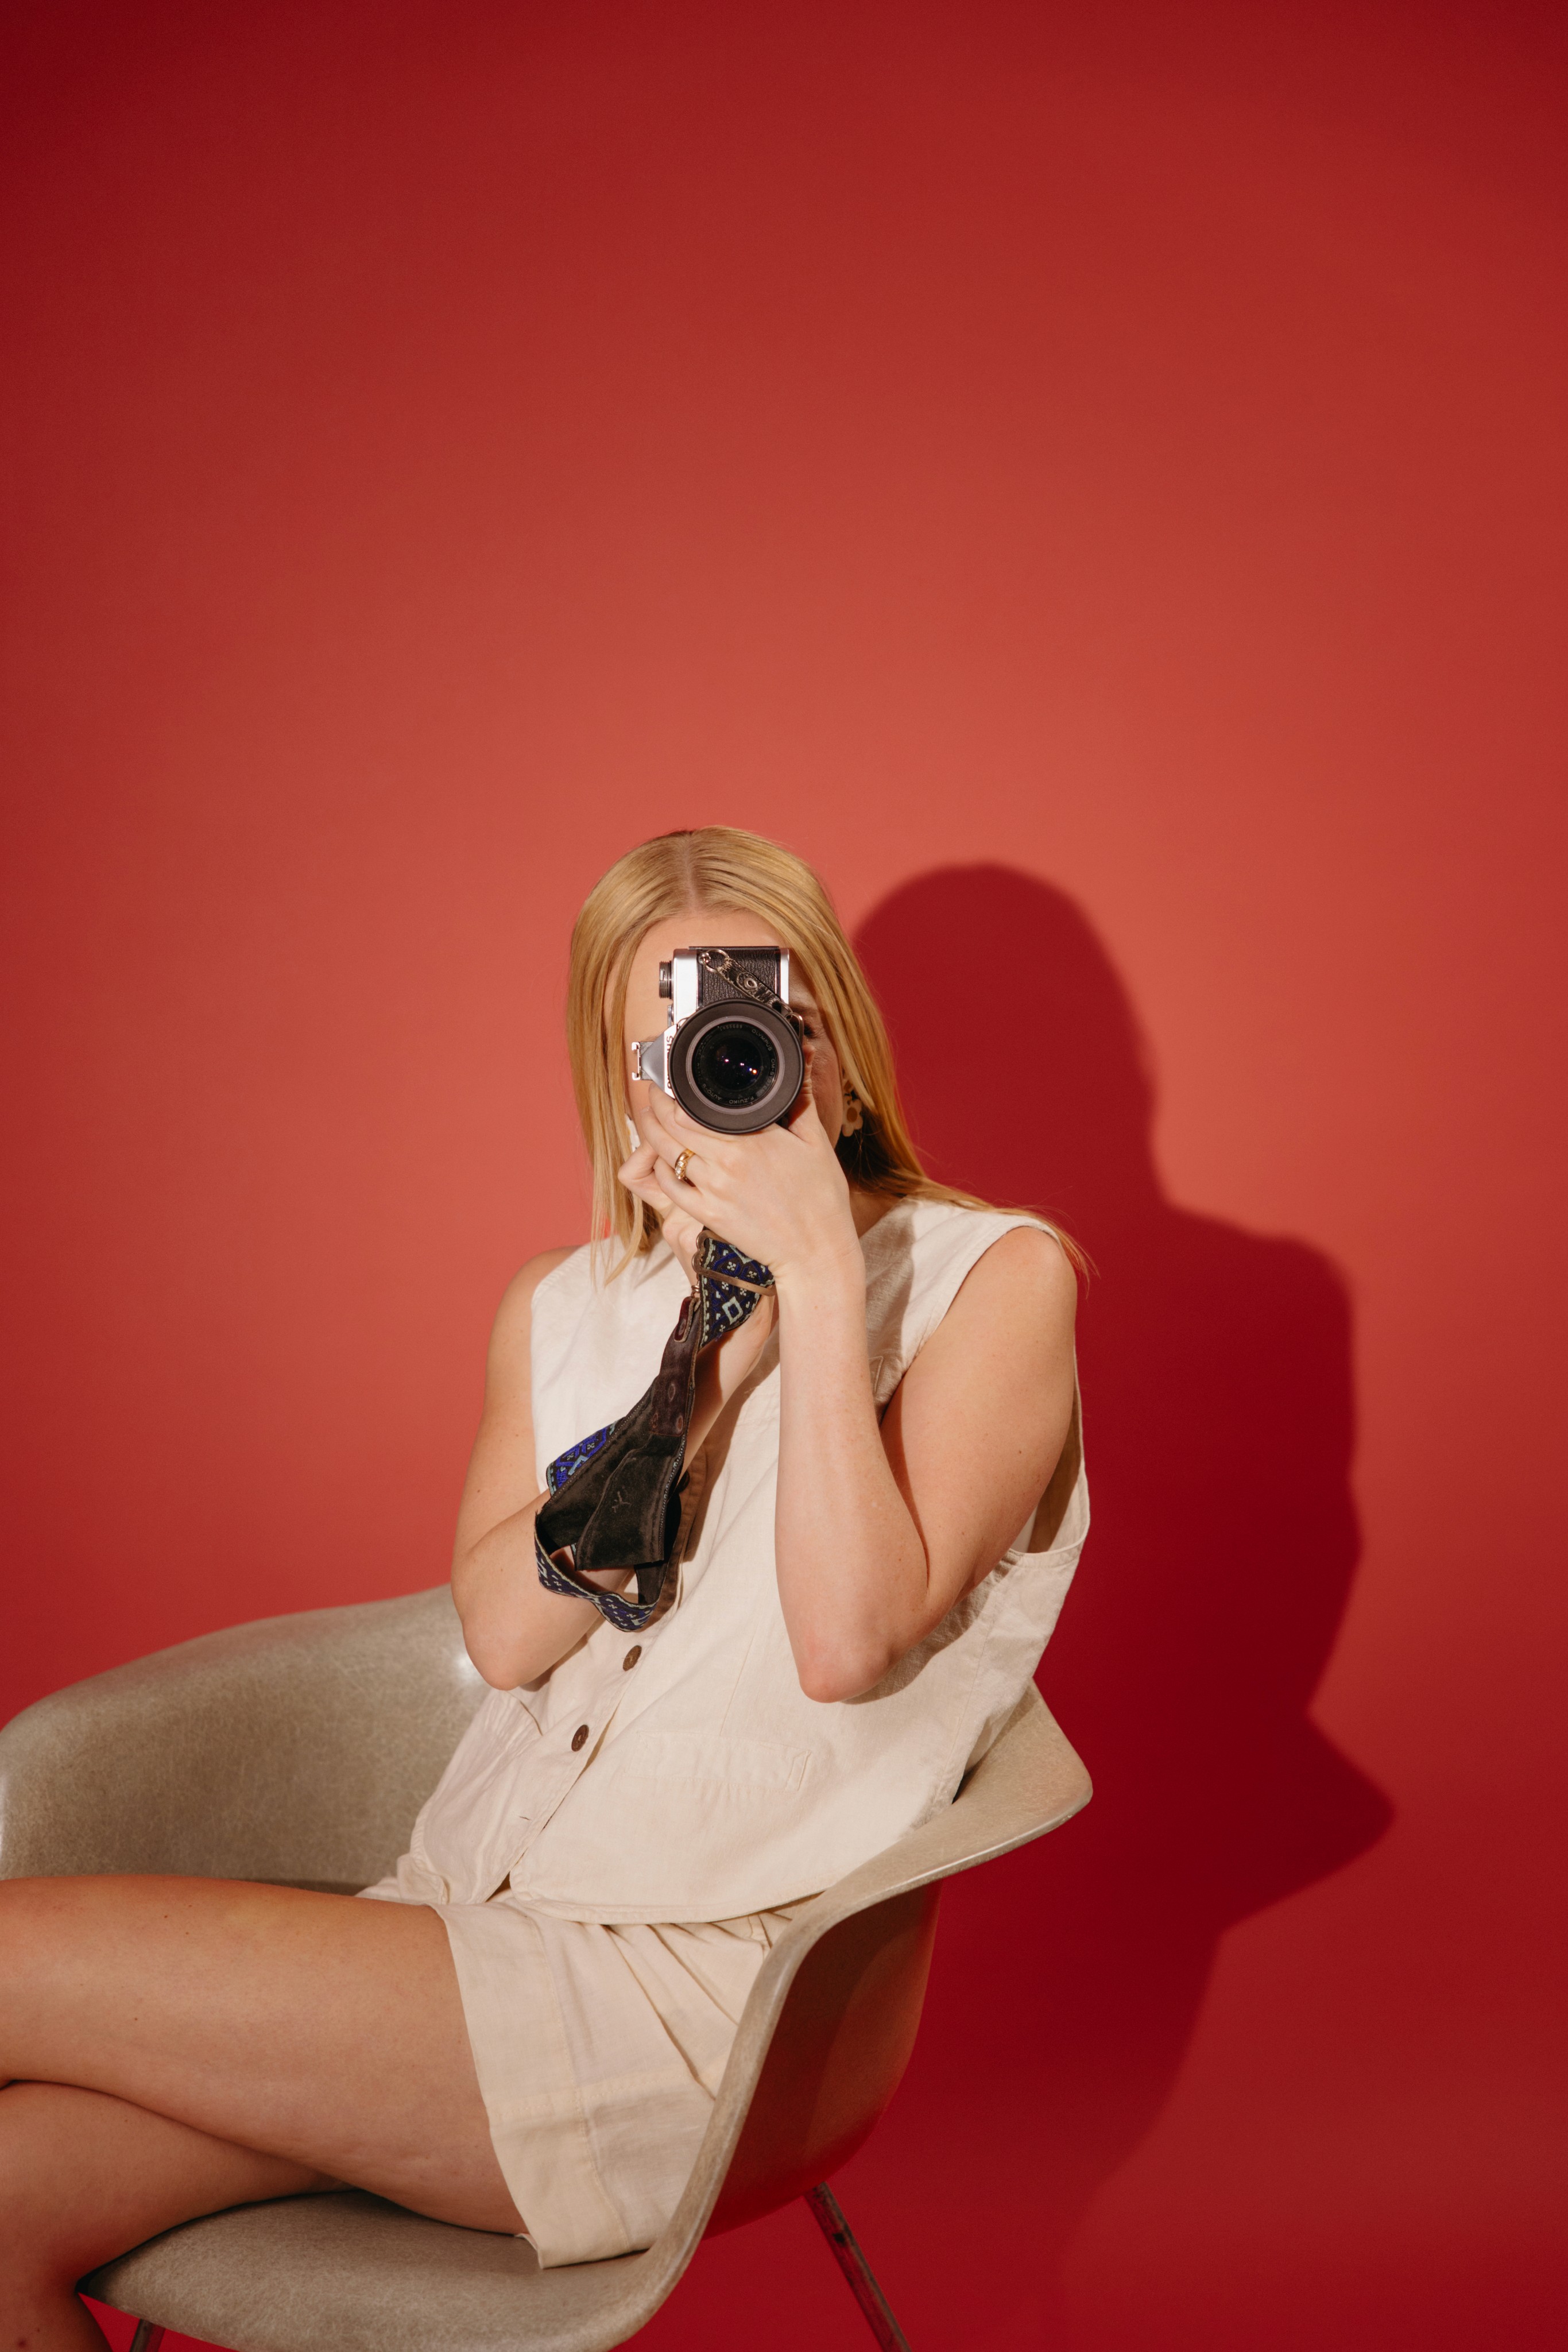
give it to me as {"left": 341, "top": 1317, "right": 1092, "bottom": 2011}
{"left": 1, "top": 2080, "right": 329, "bottom": 2350}
{"left": 0, "top": 1873, "right": 525, "bottom": 2344}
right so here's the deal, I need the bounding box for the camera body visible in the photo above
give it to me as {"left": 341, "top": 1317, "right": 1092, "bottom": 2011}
{"left": 633, "top": 945, "right": 806, "bottom": 1134}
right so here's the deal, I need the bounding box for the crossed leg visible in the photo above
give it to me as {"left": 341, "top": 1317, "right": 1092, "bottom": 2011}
{"left": 0, "top": 1874, "right": 524, "bottom": 2349}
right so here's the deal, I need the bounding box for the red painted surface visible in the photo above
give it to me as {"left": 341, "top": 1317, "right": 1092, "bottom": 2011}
{"left": 5, "top": 3, "right": 1565, "bottom": 2345}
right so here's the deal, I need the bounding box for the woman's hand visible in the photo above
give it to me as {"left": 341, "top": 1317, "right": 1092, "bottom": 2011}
{"left": 618, "top": 1054, "right": 862, "bottom": 1294}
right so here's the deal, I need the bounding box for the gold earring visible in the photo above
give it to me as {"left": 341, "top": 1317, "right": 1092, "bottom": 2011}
{"left": 841, "top": 1082, "right": 865, "bottom": 1135}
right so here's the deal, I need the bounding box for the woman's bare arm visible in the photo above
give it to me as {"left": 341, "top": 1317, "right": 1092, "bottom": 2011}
{"left": 773, "top": 1225, "right": 1076, "bottom": 1700}
{"left": 634, "top": 1074, "right": 1078, "bottom": 1705}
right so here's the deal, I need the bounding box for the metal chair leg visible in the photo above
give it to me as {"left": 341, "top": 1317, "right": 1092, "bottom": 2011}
{"left": 127, "top": 2326, "right": 166, "bottom": 2351}
{"left": 804, "top": 2183, "right": 912, "bottom": 2351}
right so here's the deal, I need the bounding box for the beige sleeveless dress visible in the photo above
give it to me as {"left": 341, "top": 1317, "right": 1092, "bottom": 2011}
{"left": 359, "top": 1198, "right": 1087, "bottom": 2265}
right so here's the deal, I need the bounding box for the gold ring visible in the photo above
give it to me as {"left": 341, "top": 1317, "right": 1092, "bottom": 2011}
{"left": 672, "top": 1148, "right": 694, "bottom": 1185}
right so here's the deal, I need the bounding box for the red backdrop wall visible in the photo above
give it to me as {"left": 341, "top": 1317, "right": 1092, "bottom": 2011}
{"left": 4, "top": 4, "right": 1565, "bottom": 2347}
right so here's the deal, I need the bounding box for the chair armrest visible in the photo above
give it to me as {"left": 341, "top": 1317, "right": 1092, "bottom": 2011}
{"left": 0, "top": 1587, "right": 485, "bottom": 1890}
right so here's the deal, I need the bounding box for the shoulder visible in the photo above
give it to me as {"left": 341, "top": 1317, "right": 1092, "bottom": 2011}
{"left": 947, "top": 1220, "right": 1077, "bottom": 1332}
{"left": 903, "top": 1199, "right": 1075, "bottom": 1318}
{"left": 895, "top": 1216, "right": 1077, "bottom": 1436}
{"left": 865, "top": 1200, "right": 1075, "bottom": 1390}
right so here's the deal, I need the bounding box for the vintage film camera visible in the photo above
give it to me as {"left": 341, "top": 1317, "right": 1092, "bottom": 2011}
{"left": 632, "top": 945, "right": 806, "bottom": 1134}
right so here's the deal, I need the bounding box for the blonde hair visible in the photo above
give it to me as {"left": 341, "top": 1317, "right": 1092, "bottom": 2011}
{"left": 567, "top": 826, "right": 1000, "bottom": 1267}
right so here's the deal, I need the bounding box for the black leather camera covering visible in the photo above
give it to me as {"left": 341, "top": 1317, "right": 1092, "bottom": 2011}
{"left": 695, "top": 946, "right": 788, "bottom": 1007}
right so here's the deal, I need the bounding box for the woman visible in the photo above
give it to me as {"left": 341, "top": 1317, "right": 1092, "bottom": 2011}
{"left": 0, "top": 826, "right": 1086, "bottom": 2343}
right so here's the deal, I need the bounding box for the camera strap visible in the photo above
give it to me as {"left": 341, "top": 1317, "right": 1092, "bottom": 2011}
{"left": 533, "top": 1232, "right": 775, "bottom": 1632}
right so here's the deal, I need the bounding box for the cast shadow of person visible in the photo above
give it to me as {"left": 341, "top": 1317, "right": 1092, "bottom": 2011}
{"left": 847, "top": 866, "right": 1392, "bottom": 2334}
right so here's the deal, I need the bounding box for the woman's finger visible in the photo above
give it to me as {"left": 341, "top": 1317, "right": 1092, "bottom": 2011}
{"left": 642, "top": 1084, "right": 711, "bottom": 1146}
{"left": 628, "top": 1094, "right": 668, "bottom": 1147}
{"left": 618, "top": 1140, "right": 675, "bottom": 1208}
{"left": 653, "top": 1149, "right": 704, "bottom": 1205}
{"left": 623, "top": 1177, "right": 674, "bottom": 1217}
{"left": 634, "top": 1092, "right": 685, "bottom": 1158}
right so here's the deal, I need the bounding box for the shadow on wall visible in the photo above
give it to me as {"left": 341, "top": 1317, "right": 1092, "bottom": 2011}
{"left": 851, "top": 866, "right": 1393, "bottom": 2311}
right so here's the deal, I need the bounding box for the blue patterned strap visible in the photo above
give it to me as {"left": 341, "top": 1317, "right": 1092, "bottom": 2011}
{"left": 533, "top": 1233, "right": 773, "bottom": 1630}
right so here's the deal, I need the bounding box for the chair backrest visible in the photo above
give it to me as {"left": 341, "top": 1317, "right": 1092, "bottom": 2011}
{"left": 708, "top": 1882, "right": 942, "bottom": 2232}
{"left": 0, "top": 1588, "right": 486, "bottom": 1888}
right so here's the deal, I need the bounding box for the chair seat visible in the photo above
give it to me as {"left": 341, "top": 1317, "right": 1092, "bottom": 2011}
{"left": 87, "top": 2188, "right": 663, "bottom": 2352}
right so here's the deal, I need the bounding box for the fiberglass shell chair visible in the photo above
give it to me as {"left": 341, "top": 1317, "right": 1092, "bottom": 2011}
{"left": 0, "top": 1588, "right": 1090, "bottom": 2351}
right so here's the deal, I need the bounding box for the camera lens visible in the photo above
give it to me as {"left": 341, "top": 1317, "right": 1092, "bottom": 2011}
{"left": 669, "top": 992, "right": 803, "bottom": 1132}
{"left": 689, "top": 1020, "right": 779, "bottom": 1110}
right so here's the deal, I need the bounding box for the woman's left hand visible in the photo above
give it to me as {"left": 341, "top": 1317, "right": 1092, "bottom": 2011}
{"left": 618, "top": 1056, "right": 861, "bottom": 1289}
